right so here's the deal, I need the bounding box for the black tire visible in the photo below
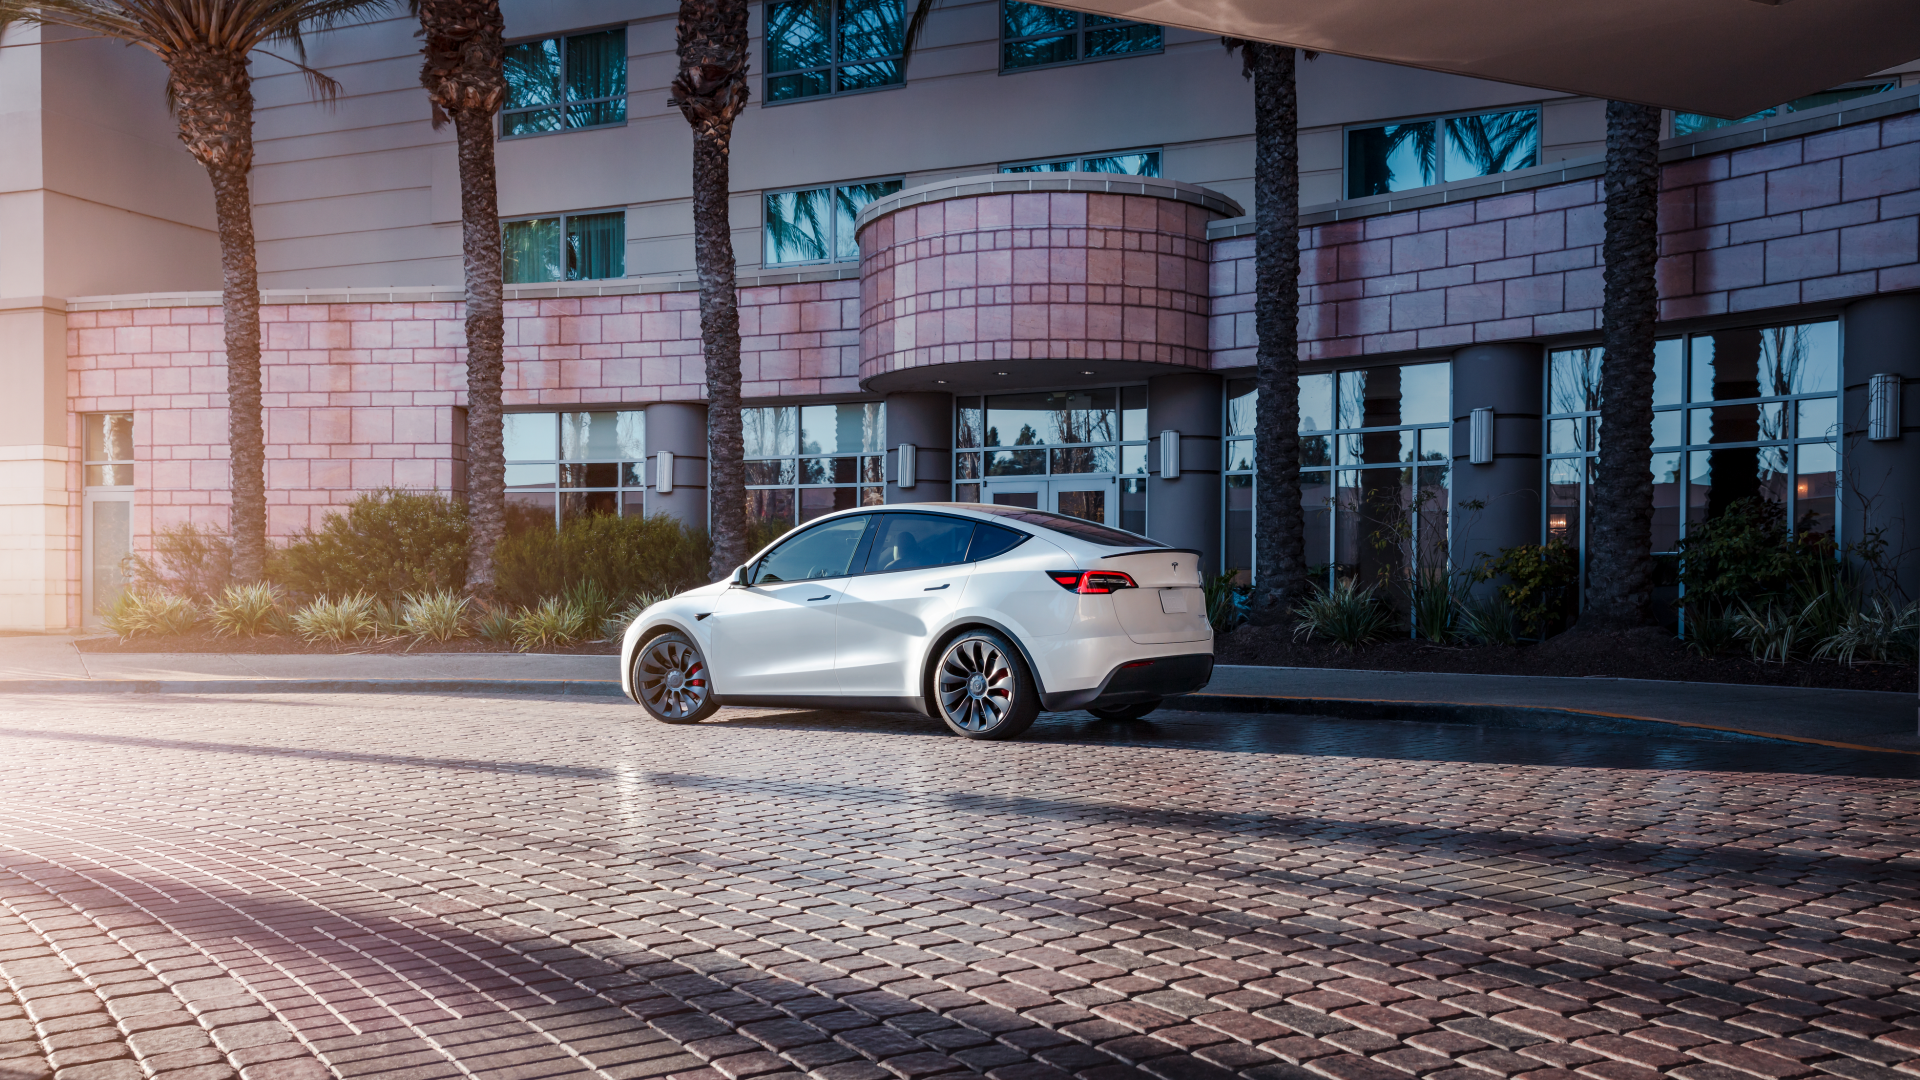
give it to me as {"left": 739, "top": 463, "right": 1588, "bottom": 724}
{"left": 1088, "top": 699, "right": 1161, "bottom": 722}
{"left": 631, "top": 631, "right": 719, "bottom": 724}
{"left": 933, "top": 630, "right": 1039, "bottom": 740}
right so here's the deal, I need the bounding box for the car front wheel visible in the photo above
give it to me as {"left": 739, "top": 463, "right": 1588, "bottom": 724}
{"left": 632, "top": 631, "right": 719, "bottom": 724}
{"left": 934, "top": 630, "right": 1039, "bottom": 740}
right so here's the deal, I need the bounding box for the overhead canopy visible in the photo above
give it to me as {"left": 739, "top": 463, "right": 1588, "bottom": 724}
{"left": 1051, "top": 0, "right": 1920, "bottom": 119}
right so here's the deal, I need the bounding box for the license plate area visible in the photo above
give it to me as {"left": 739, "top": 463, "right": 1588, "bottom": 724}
{"left": 1160, "top": 589, "right": 1188, "bottom": 614}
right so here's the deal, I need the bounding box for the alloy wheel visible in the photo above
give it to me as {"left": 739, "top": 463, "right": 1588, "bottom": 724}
{"left": 636, "top": 635, "right": 709, "bottom": 721}
{"left": 938, "top": 637, "right": 1017, "bottom": 732}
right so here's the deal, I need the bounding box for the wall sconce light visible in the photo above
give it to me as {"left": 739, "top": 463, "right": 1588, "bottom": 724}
{"left": 1160, "top": 431, "right": 1181, "bottom": 479}
{"left": 897, "top": 443, "right": 916, "bottom": 488}
{"left": 656, "top": 450, "right": 674, "bottom": 494}
{"left": 1869, "top": 373, "right": 1901, "bottom": 441}
{"left": 1470, "top": 407, "right": 1494, "bottom": 465}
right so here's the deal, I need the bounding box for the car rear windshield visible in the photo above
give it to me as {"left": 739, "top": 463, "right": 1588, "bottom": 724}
{"left": 963, "top": 504, "right": 1164, "bottom": 548}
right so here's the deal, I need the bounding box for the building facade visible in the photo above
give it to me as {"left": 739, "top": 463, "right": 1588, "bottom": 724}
{"left": 7, "top": 0, "right": 1920, "bottom": 627}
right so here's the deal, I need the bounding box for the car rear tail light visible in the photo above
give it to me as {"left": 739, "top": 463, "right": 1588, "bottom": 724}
{"left": 1047, "top": 570, "right": 1138, "bottom": 594}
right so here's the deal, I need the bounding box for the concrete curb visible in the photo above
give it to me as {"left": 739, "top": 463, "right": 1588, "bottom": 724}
{"left": 0, "top": 678, "right": 627, "bottom": 697}
{"left": 5, "top": 678, "right": 1909, "bottom": 756}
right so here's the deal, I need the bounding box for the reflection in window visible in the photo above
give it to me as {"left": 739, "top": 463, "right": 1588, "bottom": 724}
{"left": 503, "top": 410, "right": 648, "bottom": 529}
{"left": 1001, "top": 149, "right": 1160, "bottom": 176}
{"left": 84, "top": 412, "right": 135, "bottom": 488}
{"left": 1223, "top": 362, "right": 1450, "bottom": 592}
{"left": 744, "top": 402, "right": 886, "bottom": 539}
{"left": 1000, "top": 0, "right": 1159, "bottom": 71}
{"left": 1672, "top": 81, "right": 1898, "bottom": 138}
{"left": 765, "top": 179, "right": 903, "bottom": 264}
{"left": 766, "top": 0, "right": 905, "bottom": 101}
{"left": 502, "top": 28, "right": 627, "bottom": 136}
{"left": 950, "top": 387, "right": 1147, "bottom": 516}
{"left": 1347, "top": 107, "right": 1539, "bottom": 199}
{"left": 502, "top": 210, "right": 625, "bottom": 283}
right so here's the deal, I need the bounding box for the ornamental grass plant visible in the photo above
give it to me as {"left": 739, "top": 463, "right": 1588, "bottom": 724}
{"left": 206, "top": 582, "right": 283, "bottom": 638}
{"left": 291, "top": 594, "right": 379, "bottom": 644}
{"left": 401, "top": 589, "right": 470, "bottom": 643}
{"left": 100, "top": 590, "right": 201, "bottom": 641}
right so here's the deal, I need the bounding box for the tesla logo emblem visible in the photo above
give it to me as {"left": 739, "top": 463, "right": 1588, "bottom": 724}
{"left": 1172, "top": 561, "right": 1180, "bottom": 570}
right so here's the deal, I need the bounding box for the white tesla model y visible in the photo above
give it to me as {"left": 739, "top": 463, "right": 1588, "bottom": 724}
{"left": 618, "top": 503, "right": 1214, "bottom": 739}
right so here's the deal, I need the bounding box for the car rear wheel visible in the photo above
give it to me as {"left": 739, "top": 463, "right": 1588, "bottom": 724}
{"left": 632, "top": 631, "right": 718, "bottom": 724}
{"left": 1088, "top": 699, "right": 1160, "bottom": 721}
{"left": 934, "top": 630, "right": 1038, "bottom": 740}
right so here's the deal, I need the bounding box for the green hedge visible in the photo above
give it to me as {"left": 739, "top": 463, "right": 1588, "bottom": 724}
{"left": 272, "top": 489, "right": 469, "bottom": 600}
{"left": 493, "top": 512, "right": 710, "bottom": 609}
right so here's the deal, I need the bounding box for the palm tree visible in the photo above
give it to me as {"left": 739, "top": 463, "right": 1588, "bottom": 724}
{"left": 669, "top": 0, "right": 751, "bottom": 580}
{"left": 1582, "top": 101, "right": 1662, "bottom": 629}
{"left": 412, "top": 0, "right": 507, "bottom": 597}
{"left": 0, "top": 0, "right": 380, "bottom": 583}
{"left": 1225, "top": 40, "right": 1306, "bottom": 624}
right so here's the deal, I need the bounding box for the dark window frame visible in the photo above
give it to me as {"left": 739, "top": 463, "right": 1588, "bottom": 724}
{"left": 500, "top": 24, "right": 630, "bottom": 139}
{"left": 1342, "top": 104, "right": 1542, "bottom": 201}
{"left": 997, "top": 0, "right": 1162, "bottom": 73}
{"left": 500, "top": 208, "right": 627, "bottom": 284}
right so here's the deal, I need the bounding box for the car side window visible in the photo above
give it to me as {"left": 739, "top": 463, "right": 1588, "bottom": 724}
{"left": 966, "top": 522, "right": 1028, "bottom": 562}
{"left": 863, "top": 513, "right": 974, "bottom": 574}
{"left": 753, "top": 515, "right": 872, "bottom": 583}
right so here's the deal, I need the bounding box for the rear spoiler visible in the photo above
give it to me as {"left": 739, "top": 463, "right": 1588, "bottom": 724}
{"left": 1100, "top": 548, "right": 1202, "bottom": 559}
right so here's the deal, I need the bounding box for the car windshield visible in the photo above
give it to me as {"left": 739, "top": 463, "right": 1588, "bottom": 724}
{"left": 963, "top": 505, "right": 1163, "bottom": 547}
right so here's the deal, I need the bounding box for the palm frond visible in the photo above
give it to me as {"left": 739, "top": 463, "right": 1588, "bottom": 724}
{"left": 898, "top": 0, "right": 933, "bottom": 74}
{"left": 0, "top": 0, "right": 389, "bottom": 73}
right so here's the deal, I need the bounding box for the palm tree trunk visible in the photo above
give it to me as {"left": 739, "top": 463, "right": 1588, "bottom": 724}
{"left": 1240, "top": 42, "right": 1305, "bottom": 625}
{"left": 1583, "top": 102, "right": 1662, "bottom": 630}
{"left": 416, "top": 0, "right": 507, "bottom": 596}
{"left": 170, "top": 49, "right": 265, "bottom": 582}
{"left": 454, "top": 105, "right": 506, "bottom": 596}
{"left": 671, "top": 0, "right": 751, "bottom": 580}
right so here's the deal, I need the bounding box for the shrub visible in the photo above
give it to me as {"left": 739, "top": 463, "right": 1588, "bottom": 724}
{"left": 274, "top": 490, "right": 468, "bottom": 601}
{"left": 1203, "top": 571, "right": 1248, "bottom": 634}
{"left": 475, "top": 604, "right": 519, "bottom": 644}
{"left": 292, "top": 594, "right": 379, "bottom": 643}
{"left": 1454, "top": 592, "right": 1519, "bottom": 646}
{"left": 1731, "top": 600, "right": 1806, "bottom": 664}
{"left": 207, "top": 583, "right": 282, "bottom": 638}
{"left": 1409, "top": 571, "right": 1458, "bottom": 644}
{"left": 493, "top": 512, "right": 709, "bottom": 610}
{"left": 1475, "top": 541, "right": 1577, "bottom": 637}
{"left": 1291, "top": 579, "right": 1394, "bottom": 648}
{"left": 513, "top": 596, "right": 590, "bottom": 651}
{"left": 1675, "top": 497, "right": 1834, "bottom": 617}
{"left": 126, "top": 523, "right": 231, "bottom": 600}
{"left": 100, "top": 591, "right": 201, "bottom": 640}
{"left": 401, "top": 589, "right": 470, "bottom": 643}
{"left": 601, "top": 592, "right": 672, "bottom": 641}
{"left": 1812, "top": 598, "right": 1920, "bottom": 667}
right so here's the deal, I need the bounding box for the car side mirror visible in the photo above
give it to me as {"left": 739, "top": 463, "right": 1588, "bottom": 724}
{"left": 732, "top": 564, "right": 752, "bottom": 587}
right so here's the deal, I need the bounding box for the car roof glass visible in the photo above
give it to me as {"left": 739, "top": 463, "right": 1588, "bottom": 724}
{"left": 961, "top": 504, "right": 1163, "bottom": 547}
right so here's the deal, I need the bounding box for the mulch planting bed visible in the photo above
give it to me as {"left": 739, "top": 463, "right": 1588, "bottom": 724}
{"left": 74, "top": 630, "right": 620, "bottom": 656}
{"left": 1217, "top": 622, "right": 1918, "bottom": 692}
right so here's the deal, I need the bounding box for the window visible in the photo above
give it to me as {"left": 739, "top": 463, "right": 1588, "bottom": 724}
{"left": 764, "top": 179, "right": 901, "bottom": 264}
{"left": 1549, "top": 321, "right": 1840, "bottom": 570}
{"left": 752, "top": 513, "right": 873, "bottom": 583}
{"left": 1000, "top": 149, "right": 1160, "bottom": 176}
{"left": 1672, "top": 81, "right": 1899, "bottom": 138}
{"left": 744, "top": 402, "right": 886, "bottom": 538}
{"left": 1000, "top": 1, "right": 1159, "bottom": 71}
{"left": 766, "top": 0, "right": 905, "bottom": 102}
{"left": 503, "top": 411, "right": 648, "bottom": 528}
{"left": 502, "top": 28, "right": 627, "bottom": 136}
{"left": 1224, "top": 363, "right": 1449, "bottom": 590}
{"left": 1346, "top": 107, "right": 1540, "bottom": 199}
{"left": 952, "top": 387, "right": 1148, "bottom": 532}
{"left": 502, "top": 211, "right": 625, "bottom": 283}
{"left": 84, "top": 412, "right": 135, "bottom": 489}
{"left": 864, "top": 513, "right": 976, "bottom": 573}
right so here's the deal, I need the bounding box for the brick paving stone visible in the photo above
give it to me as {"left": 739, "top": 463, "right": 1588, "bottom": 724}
{"left": 0, "top": 695, "right": 1918, "bottom": 1080}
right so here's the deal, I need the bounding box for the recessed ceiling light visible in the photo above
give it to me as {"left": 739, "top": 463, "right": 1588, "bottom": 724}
{"left": 934, "top": 379, "right": 948, "bottom": 384}
{"left": 1080, "top": 370, "right": 1094, "bottom": 375}
{"left": 996, "top": 371, "right": 1010, "bottom": 376}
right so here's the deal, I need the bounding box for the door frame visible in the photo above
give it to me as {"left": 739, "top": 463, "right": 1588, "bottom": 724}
{"left": 1046, "top": 475, "right": 1118, "bottom": 525}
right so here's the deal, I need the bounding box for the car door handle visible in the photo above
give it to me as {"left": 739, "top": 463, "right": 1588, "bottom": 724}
{"left": 806, "top": 594, "right": 833, "bottom": 601}
{"left": 923, "top": 583, "right": 949, "bottom": 591}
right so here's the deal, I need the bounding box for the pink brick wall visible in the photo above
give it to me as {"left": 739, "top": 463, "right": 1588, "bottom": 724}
{"left": 63, "top": 285, "right": 855, "bottom": 621}
{"left": 859, "top": 192, "right": 1218, "bottom": 381}
{"left": 1211, "top": 109, "right": 1920, "bottom": 365}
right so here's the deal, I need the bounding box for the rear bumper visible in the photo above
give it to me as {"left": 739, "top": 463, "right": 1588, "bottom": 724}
{"left": 1039, "top": 652, "right": 1214, "bottom": 711}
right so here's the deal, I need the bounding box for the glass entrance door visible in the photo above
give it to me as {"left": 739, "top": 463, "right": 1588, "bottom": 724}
{"left": 82, "top": 493, "right": 132, "bottom": 621}
{"left": 1049, "top": 477, "right": 1115, "bottom": 525}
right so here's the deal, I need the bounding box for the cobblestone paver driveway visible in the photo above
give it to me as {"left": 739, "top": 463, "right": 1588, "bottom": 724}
{"left": 2, "top": 694, "right": 1918, "bottom": 1080}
